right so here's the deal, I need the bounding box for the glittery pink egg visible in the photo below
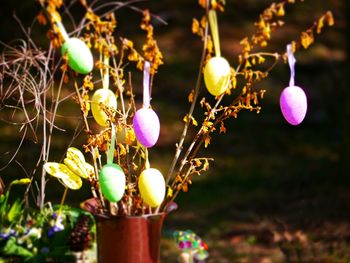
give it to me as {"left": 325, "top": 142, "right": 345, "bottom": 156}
{"left": 279, "top": 86, "right": 307, "bottom": 126}
{"left": 133, "top": 108, "right": 160, "bottom": 147}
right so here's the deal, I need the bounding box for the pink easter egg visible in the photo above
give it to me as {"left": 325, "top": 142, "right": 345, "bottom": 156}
{"left": 133, "top": 108, "right": 160, "bottom": 147}
{"left": 280, "top": 86, "right": 307, "bottom": 125}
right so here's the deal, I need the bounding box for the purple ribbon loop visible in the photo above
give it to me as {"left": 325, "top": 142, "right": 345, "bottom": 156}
{"left": 287, "top": 44, "right": 296, "bottom": 87}
{"left": 143, "top": 61, "right": 151, "bottom": 108}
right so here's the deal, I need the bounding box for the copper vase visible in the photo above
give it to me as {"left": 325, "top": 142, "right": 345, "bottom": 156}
{"left": 95, "top": 213, "right": 166, "bottom": 263}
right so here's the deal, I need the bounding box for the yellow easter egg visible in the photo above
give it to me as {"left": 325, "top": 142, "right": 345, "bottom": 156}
{"left": 203, "top": 56, "right": 231, "bottom": 96}
{"left": 138, "top": 168, "right": 165, "bottom": 207}
{"left": 91, "top": 89, "right": 117, "bottom": 126}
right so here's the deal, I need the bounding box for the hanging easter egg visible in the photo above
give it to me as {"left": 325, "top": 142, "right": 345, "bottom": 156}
{"left": 138, "top": 168, "right": 165, "bottom": 207}
{"left": 133, "top": 108, "right": 160, "bottom": 148}
{"left": 204, "top": 57, "right": 231, "bottom": 96}
{"left": 99, "top": 163, "right": 126, "bottom": 202}
{"left": 280, "top": 86, "right": 308, "bottom": 125}
{"left": 91, "top": 89, "right": 117, "bottom": 126}
{"left": 61, "top": 37, "right": 94, "bottom": 74}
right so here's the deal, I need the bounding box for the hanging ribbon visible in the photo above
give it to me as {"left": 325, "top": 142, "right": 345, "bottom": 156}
{"left": 287, "top": 44, "right": 296, "bottom": 87}
{"left": 208, "top": 10, "right": 221, "bottom": 57}
{"left": 143, "top": 61, "right": 151, "bottom": 108}
{"left": 103, "top": 55, "right": 110, "bottom": 90}
{"left": 107, "top": 123, "right": 116, "bottom": 165}
{"left": 50, "top": 12, "right": 69, "bottom": 42}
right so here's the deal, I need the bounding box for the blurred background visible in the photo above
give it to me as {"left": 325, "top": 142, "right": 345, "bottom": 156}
{"left": 0, "top": 0, "right": 348, "bottom": 262}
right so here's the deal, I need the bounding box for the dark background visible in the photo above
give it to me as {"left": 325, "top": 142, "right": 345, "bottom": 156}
{"left": 0, "top": 0, "right": 348, "bottom": 261}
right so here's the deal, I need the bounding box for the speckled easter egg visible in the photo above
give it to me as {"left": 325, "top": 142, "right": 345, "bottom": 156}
{"left": 99, "top": 163, "right": 126, "bottom": 202}
{"left": 138, "top": 168, "right": 165, "bottom": 207}
{"left": 204, "top": 56, "right": 231, "bottom": 96}
{"left": 280, "top": 86, "right": 307, "bottom": 126}
{"left": 133, "top": 108, "right": 160, "bottom": 148}
{"left": 61, "top": 38, "right": 93, "bottom": 74}
{"left": 91, "top": 89, "right": 117, "bottom": 126}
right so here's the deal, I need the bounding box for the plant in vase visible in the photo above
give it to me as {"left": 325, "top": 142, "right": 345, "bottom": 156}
{"left": 0, "top": 0, "right": 334, "bottom": 262}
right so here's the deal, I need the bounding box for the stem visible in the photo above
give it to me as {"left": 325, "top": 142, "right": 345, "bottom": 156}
{"left": 56, "top": 187, "right": 68, "bottom": 223}
{"left": 73, "top": 80, "right": 106, "bottom": 210}
{"left": 166, "top": 14, "right": 209, "bottom": 185}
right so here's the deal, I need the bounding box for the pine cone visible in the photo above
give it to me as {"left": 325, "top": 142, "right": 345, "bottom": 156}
{"left": 68, "top": 215, "right": 93, "bottom": 252}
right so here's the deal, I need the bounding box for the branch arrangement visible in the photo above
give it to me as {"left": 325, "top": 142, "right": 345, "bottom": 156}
{"left": 0, "top": 0, "right": 334, "bottom": 218}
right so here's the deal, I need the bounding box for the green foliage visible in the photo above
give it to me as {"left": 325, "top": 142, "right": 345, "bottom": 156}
{"left": 0, "top": 201, "right": 95, "bottom": 262}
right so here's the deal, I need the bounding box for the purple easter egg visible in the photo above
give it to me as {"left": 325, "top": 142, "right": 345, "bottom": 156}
{"left": 280, "top": 86, "right": 307, "bottom": 126}
{"left": 133, "top": 108, "right": 160, "bottom": 147}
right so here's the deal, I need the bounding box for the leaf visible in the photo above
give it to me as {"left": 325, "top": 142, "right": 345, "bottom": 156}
{"left": 219, "top": 122, "right": 227, "bottom": 134}
{"left": 7, "top": 200, "right": 22, "bottom": 222}
{"left": 300, "top": 31, "right": 314, "bottom": 49}
{"left": 191, "top": 116, "right": 198, "bottom": 126}
{"left": 188, "top": 89, "right": 195, "bottom": 103}
{"left": 183, "top": 115, "right": 189, "bottom": 123}
{"left": 125, "top": 128, "right": 136, "bottom": 145}
{"left": 1, "top": 237, "right": 33, "bottom": 259}
{"left": 325, "top": 11, "right": 334, "bottom": 26}
{"left": 276, "top": 3, "right": 285, "bottom": 17}
{"left": 167, "top": 187, "right": 173, "bottom": 198}
{"left": 9, "top": 178, "right": 31, "bottom": 187}
{"left": 316, "top": 16, "right": 325, "bottom": 34}
{"left": 37, "top": 11, "right": 47, "bottom": 25}
{"left": 204, "top": 136, "right": 211, "bottom": 148}
{"left": 192, "top": 18, "right": 200, "bottom": 34}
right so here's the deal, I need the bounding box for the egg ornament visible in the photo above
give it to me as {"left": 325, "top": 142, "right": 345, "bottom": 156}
{"left": 203, "top": 56, "right": 231, "bottom": 96}
{"left": 280, "top": 85, "right": 307, "bottom": 125}
{"left": 138, "top": 168, "right": 165, "bottom": 207}
{"left": 61, "top": 37, "right": 94, "bottom": 74}
{"left": 132, "top": 61, "right": 160, "bottom": 148}
{"left": 133, "top": 107, "right": 160, "bottom": 148}
{"left": 99, "top": 163, "right": 126, "bottom": 202}
{"left": 91, "top": 89, "right": 117, "bottom": 126}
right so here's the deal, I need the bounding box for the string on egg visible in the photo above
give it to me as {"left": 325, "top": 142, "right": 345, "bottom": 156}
{"left": 279, "top": 44, "right": 308, "bottom": 125}
{"left": 143, "top": 61, "right": 151, "bottom": 109}
{"left": 208, "top": 10, "right": 220, "bottom": 58}
{"left": 203, "top": 9, "right": 231, "bottom": 96}
{"left": 132, "top": 61, "right": 160, "bottom": 148}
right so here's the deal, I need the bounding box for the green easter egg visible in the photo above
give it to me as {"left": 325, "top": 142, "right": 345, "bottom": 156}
{"left": 99, "top": 163, "right": 126, "bottom": 202}
{"left": 91, "top": 89, "right": 117, "bottom": 126}
{"left": 204, "top": 56, "right": 231, "bottom": 96}
{"left": 61, "top": 37, "right": 94, "bottom": 74}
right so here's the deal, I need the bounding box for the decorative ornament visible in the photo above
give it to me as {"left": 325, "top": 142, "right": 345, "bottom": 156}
{"left": 173, "top": 230, "right": 209, "bottom": 262}
{"left": 61, "top": 38, "right": 94, "bottom": 74}
{"left": 44, "top": 147, "right": 94, "bottom": 190}
{"left": 91, "top": 55, "right": 117, "bottom": 126}
{"left": 138, "top": 168, "right": 165, "bottom": 207}
{"left": 280, "top": 44, "right": 308, "bottom": 125}
{"left": 52, "top": 15, "right": 93, "bottom": 74}
{"left": 203, "top": 10, "right": 231, "bottom": 96}
{"left": 133, "top": 61, "right": 160, "bottom": 148}
{"left": 99, "top": 124, "right": 126, "bottom": 202}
